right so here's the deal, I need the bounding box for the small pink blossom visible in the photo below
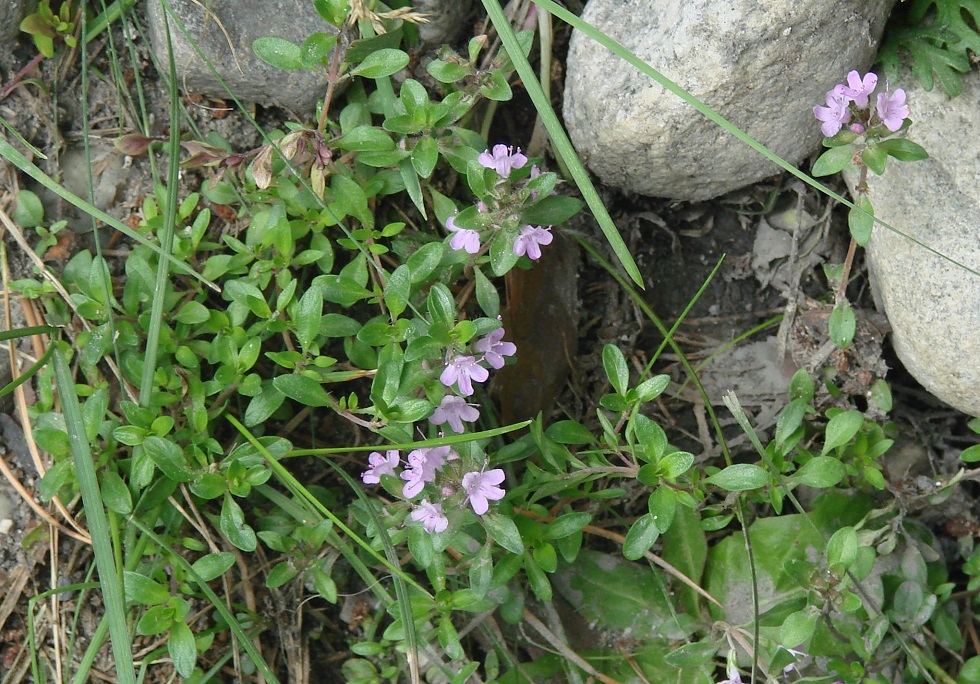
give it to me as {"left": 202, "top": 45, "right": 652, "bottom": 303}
{"left": 446, "top": 215, "right": 481, "bottom": 254}
{"left": 361, "top": 450, "right": 399, "bottom": 485}
{"left": 410, "top": 500, "right": 449, "bottom": 534}
{"left": 513, "top": 225, "right": 553, "bottom": 260}
{"left": 850, "top": 123, "right": 866, "bottom": 134}
{"left": 477, "top": 144, "right": 528, "bottom": 178}
{"left": 400, "top": 446, "right": 454, "bottom": 498}
{"left": 840, "top": 70, "right": 878, "bottom": 108}
{"left": 439, "top": 355, "right": 489, "bottom": 396}
{"left": 430, "top": 395, "right": 480, "bottom": 433}
{"left": 474, "top": 328, "right": 517, "bottom": 370}
{"left": 875, "top": 88, "right": 909, "bottom": 132}
{"left": 813, "top": 88, "right": 851, "bottom": 137}
{"left": 461, "top": 468, "right": 506, "bottom": 515}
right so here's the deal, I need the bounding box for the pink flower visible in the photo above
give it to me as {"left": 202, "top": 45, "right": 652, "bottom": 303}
{"left": 474, "top": 328, "right": 517, "bottom": 370}
{"left": 477, "top": 144, "right": 528, "bottom": 178}
{"left": 813, "top": 88, "right": 851, "bottom": 137}
{"left": 461, "top": 468, "right": 506, "bottom": 515}
{"left": 840, "top": 70, "right": 878, "bottom": 108}
{"left": 410, "top": 500, "right": 449, "bottom": 534}
{"left": 446, "top": 215, "right": 481, "bottom": 254}
{"left": 429, "top": 395, "right": 480, "bottom": 433}
{"left": 875, "top": 88, "right": 909, "bottom": 132}
{"left": 400, "top": 446, "right": 456, "bottom": 498}
{"left": 361, "top": 450, "right": 399, "bottom": 484}
{"left": 439, "top": 355, "right": 489, "bottom": 396}
{"left": 513, "top": 225, "right": 553, "bottom": 260}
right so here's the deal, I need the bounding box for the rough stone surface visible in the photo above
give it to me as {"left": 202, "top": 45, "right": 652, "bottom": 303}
{"left": 146, "top": 0, "right": 334, "bottom": 113}
{"left": 859, "top": 70, "right": 980, "bottom": 416}
{"left": 1, "top": 0, "right": 35, "bottom": 42}
{"left": 414, "top": 0, "right": 473, "bottom": 46}
{"left": 563, "top": 0, "right": 894, "bottom": 200}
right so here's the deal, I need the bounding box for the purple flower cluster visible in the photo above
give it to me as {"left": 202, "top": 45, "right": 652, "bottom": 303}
{"left": 360, "top": 444, "right": 507, "bottom": 534}
{"left": 359, "top": 325, "right": 517, "bottom": 535}
{"left": 813, "top": 71, "right": 909, "bottom": 137}
{"left": 443, "top": 144, "right": 555, "bottom": 261}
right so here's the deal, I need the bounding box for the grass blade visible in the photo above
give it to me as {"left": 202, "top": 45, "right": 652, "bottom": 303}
{"left": 53, "top": 345, "right": 136, "bottom": 684}
{"left": 481, "top": 0, "right": 644, "bottom": 288}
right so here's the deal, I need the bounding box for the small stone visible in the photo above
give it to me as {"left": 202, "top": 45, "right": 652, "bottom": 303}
{"left": 563, "top": 0, "right": 894, "bottom": 200}
{"left": 146, "top": 0, "right": 336, "bottom": 113}
{"left": 857, "top": 70, "right": 980, "bottom": 416}
{"left": 0, "top": 0, "right": 32, "bottom": 42}
{"left": 412, "top": 0, "right": 474, "bottom": 46}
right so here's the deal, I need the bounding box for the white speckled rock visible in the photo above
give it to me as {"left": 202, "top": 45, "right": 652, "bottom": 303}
{"left": 859, "top": 70, "right": 980, "bottom": 416}
{"left": 563, "top": 0, "right": 894, "bottom": 200}
{"left": 0, "top": 0, "right": 34, "bottom": 42}
{"left": 146, "top": 0, "right": 335, "bottom": 113}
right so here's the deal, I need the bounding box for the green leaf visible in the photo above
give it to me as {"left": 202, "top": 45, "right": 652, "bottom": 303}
{"left": 633, "top": 374, "right": 669, "bottom": 402}
{"left": 311, "top": 565, "right": 338, "bottom": 603}
{"left": 706, "top": 463, "right": 768, "bottom": 491}
{"left": 411, "top": 136, "right": 439, "bottom": 179}
{"left": 541, "top": 512, "right": 592, "bottom": 541}
{"left": 220, "top": 493, "right": 257, "bottom": 552}
{"left": 244, "top": 384, "right": 286, "bottom": 426}
{"left": 384, "top": 264, "right": 412, "bottom": 319}
{"left": 252, "top": 36, "right": 303, "bottom": 70}
{"left": 780, "top": 607, "right": 818, "bottom": 648}
{"left": 351, "top": 48, "right": 410, "bottom": 79}
{"left": 622, "top": 513, "right": 660, "bottom": 560}
{"left": 659, "top": 451, "right": 693, "bottom": 481}
{"left": 266, "top": 561, "right": 299, "bottom": 589}
{"left": 300, "top": 32, "right": 337, "bottom": 68}
{"left": 647, "top": 487, "right": 677, "bottom": 533}
{"left": 426, "top": 282, "right": 455, "bottom": 330}
{"left": 13, "top": 190, "right": 44, "bottom": 227}
{"left": 828, "top": 301, "right": 856, "bottom": 348}
{"left": 960, "top": 444, "right": 980, "bottom": 463}
{"left": 473, "top": 266, "right": 500, "bottom": 318}
{"left": 660, "top": 503, "right": 708, "bottom": 616}
{"left": 524, "top": 553, "right": 552, "bottom": 601}
{"left": 168, "top": 621, "right": 197, "bottom": 678}
{"left": 811, "top": 143, "right": 857, "bottom": 176}
{"left": 335, "top": 126, "right": 396, "bottom": 152}
{"left": 822, "top": 409, "right": 864, "bottom": 455}
{"left": 294, "top": 286, "right": 323, "bottom": 350}
{"left": 469, "top": 543, "right": 493, "bottom": 599}
{"left": 602, "top": 344, "right": 629, "bottom": 396}
{"left": 124, "top": 571, "right": 170, "bottom": 606}
{"left": 136, "top": 604, "right": 174, "bottom": 635}
{"left": 142, "top": 436, "right": 196, "bottom": 482}
{"left": 775, "top": 398, "right": 809, "bottom": 448}
{"left": 489, "top": 228, "right": 520, "bottom": 276}
{"left": 847, "top": 195, "right": 874, "bottom": 246}
{"left": 794, "top": 456, "right": 846, "bottom": 488}
{"left": 191, "top": 552, "right": 236, "bottom": 582}
{"left": 427, "top": 59, "right": 470, "bottom": 83}
{"left": 482, "top": 512, "right": 524, "bottom": 554}
{"left": 101, "top": 471, "right": 133, "bottom": 515}
{"left": 825, "top": 526, "right": 857, "bottom": 570}
{"left": 273, "top": 374, "right": 332, "bottom": 407}
{"left": 521, "top": 195, "right": 583, "bottom": 226}
{"left": 877, "top": 138, "right": 928, "bottom": 162}
{"left": 861, "top": 144, "right": 887, "bottom": 175}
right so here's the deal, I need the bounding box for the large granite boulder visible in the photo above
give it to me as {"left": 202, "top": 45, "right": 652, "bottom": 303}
{"left": 563, "top": 0, "right": 895, "bottom": 200}
{"left": 145, "top": 0, "right": 335, "bottom": 113}
{"left": 860, "top": 70, "right": 980, "bottom": 416}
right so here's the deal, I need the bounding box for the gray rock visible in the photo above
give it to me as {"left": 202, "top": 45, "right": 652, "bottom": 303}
{"left": 146, "top": 0, "right": 335, "bottom": 113}
{"left": 413, "top": 0, "right": 473, "bottom": 46}
{"left": 0, "top": 1, "right": 34, "bottom": 42}
{"left": 563, "top": 0, "right": 894, "bottom": 200}
{"left": 860, "top": 70, "right": 980, "bottom": 416}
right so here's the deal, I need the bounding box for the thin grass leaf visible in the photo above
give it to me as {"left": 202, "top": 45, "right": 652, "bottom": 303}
{"left": 533, "top": 0, "right": 980, "bottom": 280}
{"left": 139, "top": 10, "right": 182, "bottom": 406}
{"left": 53, "top": 346, "right": 136, "bottom": 684}
{"left": 480, "top": 0, "right": 643, "bottom": 288}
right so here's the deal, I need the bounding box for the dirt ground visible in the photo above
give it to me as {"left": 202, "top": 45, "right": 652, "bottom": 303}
{"left": 0, "top": 4, "right": 978, "bottom": 682}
